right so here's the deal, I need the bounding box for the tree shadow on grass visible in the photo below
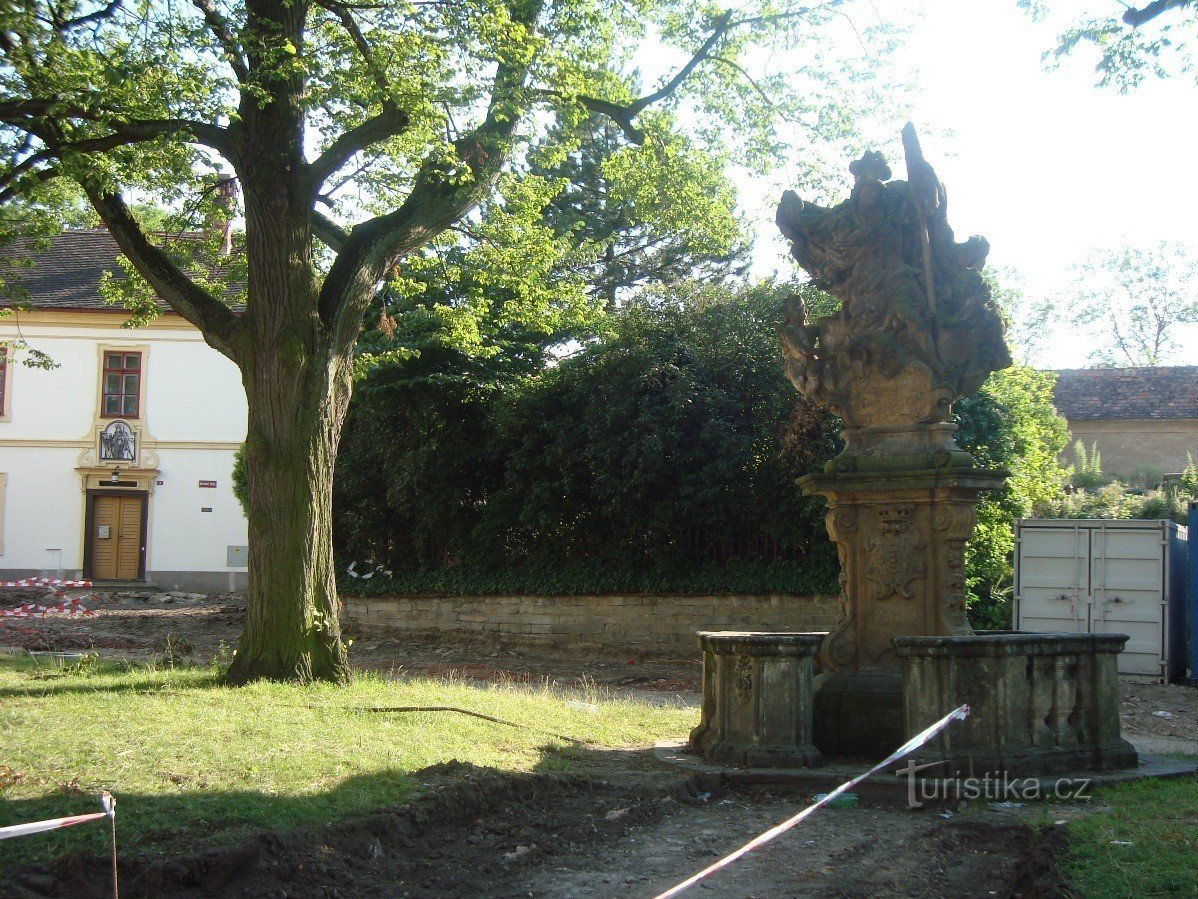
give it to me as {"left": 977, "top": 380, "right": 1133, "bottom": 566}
{"left": 1, "top": 745, "right": 674, "bottom": 899}
{"left": 0, "top": 667, "right": 223, "bottom": 700}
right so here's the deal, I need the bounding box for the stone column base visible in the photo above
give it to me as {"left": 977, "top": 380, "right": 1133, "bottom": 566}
{"left": 689, "top": 632, "right": 824, "bottom": 768}
{"left": 812, "top": 672, "right": 904, "bottom": 759}
{"left": 895, "top": 632, "right": 1139, "bottom": 777}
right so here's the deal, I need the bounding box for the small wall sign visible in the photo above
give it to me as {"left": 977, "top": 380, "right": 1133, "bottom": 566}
{"left": 198, "top": 480, "right": 217, "bottom": 488}
{"left": 201, "top": 507, "right": 213, "bottom": 512}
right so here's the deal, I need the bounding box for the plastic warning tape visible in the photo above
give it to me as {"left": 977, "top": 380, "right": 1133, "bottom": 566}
{"left": 0, "top": 578, "right": 92, "bottom": 588}
{"left": 0, "top": 597, "right": 94, "bottom": 619}
{"left": 0, "top": 792, "right": 114, "bottom": 841}
{"left": 652, "top": 704, "right": 971, "bottom": 899}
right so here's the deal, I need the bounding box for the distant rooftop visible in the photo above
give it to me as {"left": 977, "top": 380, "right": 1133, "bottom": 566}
{"left": 1052, "top": 366, "right": 1198, "bottom": 421}
{"left": 0, "top": 227, "right": 241, "bottom": 313}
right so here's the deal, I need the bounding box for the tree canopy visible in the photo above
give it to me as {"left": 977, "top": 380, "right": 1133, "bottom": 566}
{"left": 1059, "top": 241, "right": 1198, "bottom": 366}
{"left": 0, "top": 0, "right": 901, "bottom": 682}
{"left": 1027, "top": 0, "right": 1197, "bottom": 88}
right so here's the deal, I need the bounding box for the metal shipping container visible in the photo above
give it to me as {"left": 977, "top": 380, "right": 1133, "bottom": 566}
{"left": 1014, "top": 519, "right": 1188, "bottom": 681}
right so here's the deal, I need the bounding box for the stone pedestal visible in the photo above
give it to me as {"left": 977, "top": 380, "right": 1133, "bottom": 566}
{"left": 689, "top": 632, "right": 823, "bottom": 768}
{"left": 894, "top": 632, "right": 1138, "bottom": 776}
{"left": 799, "top": 463, "right": 1006, "bottom": 757}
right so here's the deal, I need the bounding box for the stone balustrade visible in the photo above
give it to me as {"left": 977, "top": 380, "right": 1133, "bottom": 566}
{"left": 894, "top": 632, "right": 1138, "bottom": 776}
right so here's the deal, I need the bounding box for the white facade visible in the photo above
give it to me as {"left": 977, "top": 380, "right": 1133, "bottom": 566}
{"left": 0, "top": 308, "right": 249, "bottom": 591}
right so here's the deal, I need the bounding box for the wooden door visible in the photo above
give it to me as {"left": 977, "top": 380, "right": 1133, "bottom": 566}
{"left": 90, "top": 494, "right": 144, "bottom": 580}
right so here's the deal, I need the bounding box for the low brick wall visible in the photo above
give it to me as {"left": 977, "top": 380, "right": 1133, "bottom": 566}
{"left": 345, "top": 594, "right": 840, "bottom": 650}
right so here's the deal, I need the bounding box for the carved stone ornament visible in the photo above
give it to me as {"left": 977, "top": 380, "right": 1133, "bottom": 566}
{"left": 776, "top": 125, "right": 1011, "bottom": 441}
{"left": 734, "top": 655, "right": 754, "bottom": 706}
{"left": 864, "top": 505, "right": 926, "bottom": 601}
{"left": 76, "top": 419, "right": 160, "bottom": 473}
{"left": 781, "top": 131, "right": 1013, "bottom": 756}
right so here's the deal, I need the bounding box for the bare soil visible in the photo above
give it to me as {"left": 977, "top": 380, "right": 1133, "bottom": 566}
{"left": 8, "top": 762, "right": 1070, "bottom": 899}
{"left": 4, "top": 587, "right": 1195, "bottom": 898}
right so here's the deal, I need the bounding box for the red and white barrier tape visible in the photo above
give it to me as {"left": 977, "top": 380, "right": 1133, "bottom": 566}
{"left": 652, "top": 704, "right": 971, "bottom": 899}
{"left": 1, "top": 578, "right": 95, "bottom": 619}
{"left": 0, "top": 791, "right": 114, "bottom": 841}
{"left": 0, "top": 597, "right": 93, "bottom": 619}
{"left": 0, "top": 578, "right": 92, "bottom": 588}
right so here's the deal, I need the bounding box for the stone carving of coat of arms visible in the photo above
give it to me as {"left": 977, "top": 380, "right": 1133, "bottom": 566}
{"left": 865, "top": 505, "right": 925, "bottom": 601}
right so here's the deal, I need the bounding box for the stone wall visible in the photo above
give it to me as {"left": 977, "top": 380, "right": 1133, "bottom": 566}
{"left": 345, "top": 594, "right": 839, "bottom": 650}
{"left": 1063, "top": 418, "right": 1198, "bottom": 484}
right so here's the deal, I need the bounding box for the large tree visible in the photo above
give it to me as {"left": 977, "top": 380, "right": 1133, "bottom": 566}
{"left": 0, "top": 0, "right": 891, "bottom": 680}
{"left": 0, "top": 0, "right": 892, "bottom": 682}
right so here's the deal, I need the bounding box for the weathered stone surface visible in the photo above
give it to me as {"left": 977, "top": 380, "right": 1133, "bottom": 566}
{"left": 894, "top": 632, "right": 1138, "bottom": 776}
{"left": 799, "top": 465, "right": 1009, "bottom": 755}
{"left": 775, "top": 127, "right": 1014, "bottom": 758}
{"left": 345, "top": 594, "right": 839, "bottom": 650}
{"left": 776, "top": 124, "right": 1010, "bottom": 446}
{"left": 689, "top": 632, "right": 824, "bottom": 768}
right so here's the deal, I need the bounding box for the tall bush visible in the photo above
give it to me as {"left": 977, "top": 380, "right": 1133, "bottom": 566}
{"left": 335, "top": 286, "right": 1070, "bottom": 617}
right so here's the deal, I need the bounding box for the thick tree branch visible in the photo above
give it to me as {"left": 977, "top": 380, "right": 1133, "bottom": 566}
{"left": 542, "top": 9, "right": 735, "bottom": 144}
{"left": 53, "top": 0, "right": 124, "bottom": 31}
{"left": 189, "top": 0, "right": 250, "bottom": 81}
{"left": 83, "top": 185, "right": 244, "bottom": 360}
{"left": 313, "top": 0, "right": 392, "bottom": 101}
{"left": 0, "top": 163, "right": 58, "bottom": 203}
{"left": 1123, "top": 0, "right": 1192, "bottom": 27}
{"left": 312, "top": 209, "right": 348, "bottom": 252}
{"left": 0, "top": 100, "right": 239, "bottom": 161}
{"left": 316, "top": 0, "right": 543, "bottom": 350}
{"left": 309, "top": 106, "right": 409, "bottom": 188}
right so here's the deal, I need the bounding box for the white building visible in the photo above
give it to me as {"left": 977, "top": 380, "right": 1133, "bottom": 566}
{"left": 0, "top": 229, "right": 248, "bottom": 591}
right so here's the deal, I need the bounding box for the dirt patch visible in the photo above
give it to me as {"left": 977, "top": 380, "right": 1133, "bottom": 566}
{"left": 0, "top": 588, "right": 243, "bottom": 659}
{"left": 7, "top": 764, "right": 1069, "bottom": 899}
{"left": 0, "top": 589, "right": 701, "bottom": 700}
{"left": 0, "top": 590, "right": 1172, "bottom": 896}
{"left": 1121, "top": 680, "right": 1198, "bottom": 745}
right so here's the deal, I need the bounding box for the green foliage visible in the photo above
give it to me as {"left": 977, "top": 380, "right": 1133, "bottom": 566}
{"left": 231, "top": 444, "right": 248, "bottom": 516}
{"left": 1030, "top": 0, "right": 1198, "bottom": 90}
{"left": 953, "top": 366, "right": 1071, "bottom": 628}
{"left": 337, "top": 281, "right": 843, "bottom": 595}
{"left": 338, "top": 559, "right": 839, "bottom": 598}
{"left": 1071, "top": 440, "right": 1108, "bottom": 489}
{"left": 1043, "top": 469, "right": 1198, "bottom": 525}
{"left": 338, "top": 290, "right": 1070, "bottom": 614}
{"left": 0, "top": 0, "right": 914, "bottom": 682}
{"left": 537, "top": 118, "right": 750, "bottom": 306}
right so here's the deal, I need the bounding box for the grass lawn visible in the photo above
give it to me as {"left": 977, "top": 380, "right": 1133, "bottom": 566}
{"left": 1064, "top": 775, "right": 1198, "bottom": 897}
{"left": 0, "top": 653, "right": 694, "bottom": 868}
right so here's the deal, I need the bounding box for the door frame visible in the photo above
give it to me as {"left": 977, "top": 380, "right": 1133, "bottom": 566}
{"left": 83, "top": 488, "right": 148, "bottom": 581}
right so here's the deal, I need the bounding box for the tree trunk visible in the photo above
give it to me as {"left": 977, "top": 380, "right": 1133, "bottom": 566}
{"left": 225, "top": 339, "right": 354, "bottom": 685}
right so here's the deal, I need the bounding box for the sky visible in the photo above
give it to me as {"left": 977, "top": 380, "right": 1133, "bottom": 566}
{"left": 740, "top": 0, "right": 1198, "bottom": 368}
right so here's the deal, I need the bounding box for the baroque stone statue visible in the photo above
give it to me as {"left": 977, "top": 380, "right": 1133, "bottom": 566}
{"left": 777, "top": 124, "right": 1010, "bottom": 465}
{"left": 777, "top": 126, "right": 1012, "bottom": 756}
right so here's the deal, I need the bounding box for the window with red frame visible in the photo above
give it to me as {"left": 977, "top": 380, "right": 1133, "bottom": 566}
{"left": 102, "top": 351, "right": 141, "bottom": 417}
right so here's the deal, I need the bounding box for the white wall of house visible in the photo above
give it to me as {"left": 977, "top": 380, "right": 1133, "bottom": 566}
{"left": 0, "top": 310, "right": 249, "bottom": 591}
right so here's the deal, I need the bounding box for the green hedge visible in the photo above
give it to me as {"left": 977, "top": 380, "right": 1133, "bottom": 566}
{"left": 334, "top": 284, "right": 1069, "bottom": 626}
{"left": 338, "top": 557, "right": 840, "bottom": 598}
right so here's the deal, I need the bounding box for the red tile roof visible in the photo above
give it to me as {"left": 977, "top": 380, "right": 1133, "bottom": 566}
{"left": 1051, "top": 367, "right": 1198, "bottom": 421}
{"left": 0, "top": 228, "right": 242, "bottom": 312}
